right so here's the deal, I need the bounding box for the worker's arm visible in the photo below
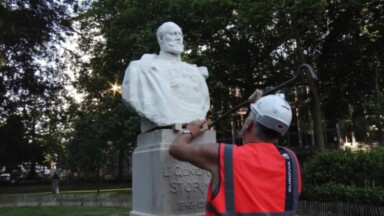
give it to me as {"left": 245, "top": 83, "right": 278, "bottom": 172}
{"left": 169, "top": 120, "right": 219, "bottom": 175}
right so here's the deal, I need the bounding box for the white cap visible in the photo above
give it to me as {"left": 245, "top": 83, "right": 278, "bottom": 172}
{"left": 250, "top": 95, "right": 292, "bottom": 135}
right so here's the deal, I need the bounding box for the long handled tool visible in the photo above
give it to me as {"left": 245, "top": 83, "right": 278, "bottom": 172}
{"left": 208, "top": 64, "right": 318, "bottom": 129}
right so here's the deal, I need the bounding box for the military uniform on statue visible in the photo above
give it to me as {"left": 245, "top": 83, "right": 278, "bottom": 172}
{"left": 122, "top": 22, "right": 210, "bottom": 132}
{"left": 122, "top": 22, "right": 215, "bottom": 216}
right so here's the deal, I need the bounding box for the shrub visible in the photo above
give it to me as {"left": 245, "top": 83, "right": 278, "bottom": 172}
{"left": 301, "top": 148, "right": 384, "bottom": 205}
{"left": 302, "top": 148, "right": 384, "bottom": 187}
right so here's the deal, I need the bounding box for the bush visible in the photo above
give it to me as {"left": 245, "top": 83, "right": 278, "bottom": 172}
{"left": 301, "top": 148, "right": 384, "bottom": 205}
{"left": 302, "top": 148, "right": 384, "bottom": 187}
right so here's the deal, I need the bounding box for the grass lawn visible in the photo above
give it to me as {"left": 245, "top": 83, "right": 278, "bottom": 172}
{"left": 0, "top": 206, "right": 130, "bottom": 216}
{"left": 0, "top": 185, "right": 132, "bottom": 212}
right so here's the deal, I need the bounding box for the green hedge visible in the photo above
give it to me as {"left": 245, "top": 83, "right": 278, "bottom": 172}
{"left": 301, "top": 148, "right": 384, "bottom": 206}
{"left": 303, "top": 148, "right": 384, "bottom": 187}
{"left": 301, "top": 182, "right": 384, "bottom": 206}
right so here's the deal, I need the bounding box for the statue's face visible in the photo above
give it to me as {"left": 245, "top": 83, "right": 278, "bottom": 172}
{"left": 160, "top": 25, "right": 184, "bottom": 54}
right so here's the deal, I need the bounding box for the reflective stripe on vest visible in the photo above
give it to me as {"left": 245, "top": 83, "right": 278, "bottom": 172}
{"left": 224, "top": 144, "right": 235, "bottom": 214}
{"left": 206, "top": 145, "right": 300, "bottom": 216}
{"left": 277, "top": 147, "right": 300, "bottom": 212}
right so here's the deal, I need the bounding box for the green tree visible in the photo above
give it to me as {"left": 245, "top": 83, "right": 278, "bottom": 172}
{"left": 74, "top": 0, "right": 384, "bottom": 160}
{"left": 75, "top": 0, "right": 324, "bottom": 148}
{"left": 0, "top": 0, "right": 75, "bottom": 115}
{"left": 318, "top": 0, "right": 384, "bottom": 144}
{"left": 0, "top": 115, "right": 30, "bottom": 172}
{"left": 65, "top": 93, "right": 139, "bottom": 181}
{"left": 0, "top": 0, "right": 79, "bottom": 175}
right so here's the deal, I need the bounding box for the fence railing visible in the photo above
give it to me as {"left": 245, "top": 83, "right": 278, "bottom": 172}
{"left": 1, "top": 195, "right": 384, "bottom": 216}
{"left": 298, "top": 200, "right": 384, "bottom": 216}
{"left": 0, "top": 194, "right": 130, "bottom": 208}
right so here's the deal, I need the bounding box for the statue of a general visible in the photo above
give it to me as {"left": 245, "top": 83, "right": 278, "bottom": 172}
{"left": 122, "top": 22, "right": 210, "bottom": 132}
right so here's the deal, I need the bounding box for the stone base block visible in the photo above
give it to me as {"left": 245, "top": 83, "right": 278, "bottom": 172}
{"left": 130, "top": 129, "right": 216, "bottom": 216}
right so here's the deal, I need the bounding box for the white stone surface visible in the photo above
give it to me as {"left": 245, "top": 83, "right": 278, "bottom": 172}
{"left": 130, "top": 129, "right": 216, "bottom": 216}
{"left": 122, "top": 22, "right": 210, "bottom": 132}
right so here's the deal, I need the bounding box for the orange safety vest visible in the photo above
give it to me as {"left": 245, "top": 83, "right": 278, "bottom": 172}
{"left": 206, "top": 143, "right": 302, "bottom": 216}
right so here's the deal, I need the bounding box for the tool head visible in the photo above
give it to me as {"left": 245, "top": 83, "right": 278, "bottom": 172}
{"left": 297, "top": 63, "right": 318, "bottom": 80}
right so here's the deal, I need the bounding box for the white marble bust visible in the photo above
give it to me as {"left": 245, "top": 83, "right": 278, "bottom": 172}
{"left": 122, "top": 22, "right": 210, "bottom": 132}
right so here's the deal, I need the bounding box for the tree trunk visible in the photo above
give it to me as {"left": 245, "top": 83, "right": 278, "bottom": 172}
{"left": 294, "top": 30, "right": 326, "bottom": 152}
{"left": 117, "top": 147, "right": 124, "bottom": 182}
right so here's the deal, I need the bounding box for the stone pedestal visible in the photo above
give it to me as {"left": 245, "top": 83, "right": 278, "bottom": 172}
{"left": 130, "top": 129, "right": 216, "bottom": 216}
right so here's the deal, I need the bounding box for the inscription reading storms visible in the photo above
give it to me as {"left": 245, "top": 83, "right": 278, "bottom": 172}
{"left": 163, "top": 164, "right": 210, "bottom": 212}
{"left": 163, "top": 164, "right": 210, "bottom": 194}
{"left": 170, "top": 180, "right": 205, "bottom": 194}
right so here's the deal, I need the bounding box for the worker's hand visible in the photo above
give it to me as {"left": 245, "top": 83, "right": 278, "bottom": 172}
{"left": 248, "top": 89, "right": 263, "bottom": 103}
{"left": 186, "top": 119, "right": 207, "bottom": 138}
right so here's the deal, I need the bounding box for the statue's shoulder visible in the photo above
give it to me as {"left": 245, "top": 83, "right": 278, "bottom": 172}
{"left": 180, "top": 61, "right": 209, "bottom": 78}
{"left": 140, "top": 53, "right": 157, "bottom": 62}
{"left": 180, "top": 60, "right": 197, "bottom": 68}
{"left": 127, "top": 54, "right": 158, "bottom": 72}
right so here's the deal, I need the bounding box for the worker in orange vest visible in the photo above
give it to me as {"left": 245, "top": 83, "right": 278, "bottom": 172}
{"left": 170, "top": 90, "right": 302, "bottom": 216}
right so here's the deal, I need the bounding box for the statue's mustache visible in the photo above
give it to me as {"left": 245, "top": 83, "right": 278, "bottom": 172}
{"left": 168, "top": 41, "right": 184, "bottom": 47}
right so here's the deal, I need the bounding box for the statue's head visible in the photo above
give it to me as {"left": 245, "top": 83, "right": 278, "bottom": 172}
{"left": 157, "top": 22, "right": 184, "bottom": 55}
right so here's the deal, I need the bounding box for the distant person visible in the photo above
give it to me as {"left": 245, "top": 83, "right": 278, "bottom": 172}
{"left": 122, "top": 22, "right": 210, "bottom": 132}
{"left": 52, "top": 172, "right": 59, "bottom": 195}
{"left": 170, "top": 90, "right": 302, "bottom": 215}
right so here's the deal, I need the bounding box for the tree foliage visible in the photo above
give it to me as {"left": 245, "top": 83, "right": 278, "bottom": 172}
{"left": 0, "top": 0, "right": 77, "bottom": 172}
{"left": 0, "top": 0, "right": 74, "bottom": 115}
{"left": 0, "top": 115, "right": 31, "bottom": 172}
{"left": 64, "top": 94, "right": 139, "bottom": 180}
{"left": 71, "top": 0, "right": 384, "bottom": 157}
{"left": 318, "top": 0, "right": 384, "bottom": 143}
{"left": 2, "top": 0, "right": 384, "bottom": 178}
{"left": 75, "top": 0, "right": 328, "bottom": 149}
